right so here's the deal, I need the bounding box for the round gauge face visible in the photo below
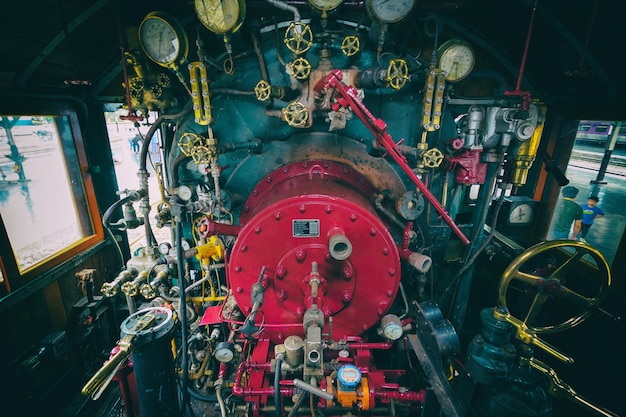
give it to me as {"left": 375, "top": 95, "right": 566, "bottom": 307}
{"left": 308, "top": 0, "right": 343, "bottom": 12}
{"left": 180, "top": 238, "right": 193, "bottom": 251}
{"left": 509, "top": 203, "right": 534, "bottom": 225}
{"left": 214, "top": 342, "right": 235, "bottom": 363}
{"left": 139, "top": 13, "right": 188, "bottom": 67}
{"left": 338, "top": 365, "right": 361, "bottom": 384}
{"left": 177, "top": 184, "right": 193, "bottom": 201}
{"left": 438, "top": 40, "right": 475, "bottom": 82}
{"left": 158, "top": 242, "right": 172, "bottom": 255}
{"left": 383, "top": 321, "right": 403, "bottom": 340}
{"left": 195, "top": 0, "right": 246, "bottom": 35}
{"left": 366, "top": 0, "right": 416, "bottom": 24}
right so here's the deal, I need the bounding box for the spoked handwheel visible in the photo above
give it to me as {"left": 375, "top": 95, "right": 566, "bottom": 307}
{"left": 498, "top": 240, "right": 611, "bottom": 334}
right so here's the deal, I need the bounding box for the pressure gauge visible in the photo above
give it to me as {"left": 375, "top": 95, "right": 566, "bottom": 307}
{"left": 139, "top": 11, "right": 189, "bottom": 68}
{"left": 308, "top": 0, "right": 343, "bottom": 12}
{"left": 177, "top": 184, "right": 193, "bottom": 201}
{"left": 194, "top": 0, "right": 246, "bottom": 35}
{"left": 158, "top": 242, "right": 172, "bottom": 255}
{"left": 501, "top": 196, "right": 538, "bottom": 227}
{"left": 437, "top": 39, "right": 475, "bottom": 82}
{"left": 181, "top": 238, "right": 193, "bottom": 251}
{"left": 509, "top": 203, "right": 534, "bottom": 225}
{"left": 366, "top": 0, "right": 416, "bottom": 24}
{"left": 380, "top": 314, "right": 403, "bottom": 340}
{"left": 214, "top": 341, "right": 236, "bottom": 363}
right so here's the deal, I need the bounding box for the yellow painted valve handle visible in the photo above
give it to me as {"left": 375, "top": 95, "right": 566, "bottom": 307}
{"left": 191, "top": 145, "right": 215, "bottom": 164}
{"left": 254, "top": 80, "right": 271, "bottom": 101}
{"left": 422, "top": 148, "right": 444, "bottom": 168}
{"left": 387, "top": 59, "right": 409, "bottom": 90}
{"left": 284, "top": 22, "right": 313, "bottom": 55}
{"left": 290, "top": 58, "right": 312, "bottom": 80}
{"left": 341, "top": 36, "right": 360, "bottom": 57}
{"left": 178, "top": 132, "right": 203, "bottom": 156}
{"left": 282, "top": 101, "right": 309, "bottom": 128}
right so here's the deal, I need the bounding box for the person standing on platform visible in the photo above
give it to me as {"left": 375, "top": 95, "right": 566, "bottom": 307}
{"left": 550, "top": 186, "right": 583, "bottom": 240}
{"left": 130, "top": 133, "right": 142, "bottom": 153}
{"left": 578, "top": 196, "right": 604, "bottom": 242}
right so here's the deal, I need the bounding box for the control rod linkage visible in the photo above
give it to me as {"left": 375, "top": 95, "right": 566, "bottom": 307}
{"left": 314, "top": 70, "right": 470, "bottom": 245}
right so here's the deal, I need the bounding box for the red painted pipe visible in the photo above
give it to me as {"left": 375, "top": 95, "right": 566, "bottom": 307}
{"left": 231, "top": 361, "right": 295, "bottom": 397}
{"left": 373, "top": 388, "right": 426, "bottom": 403}
{"left": 205, "top": 219, "right": 243, "bottom": 236}
{"left": 348, "top": 341, "right": 393, "bottom": 350}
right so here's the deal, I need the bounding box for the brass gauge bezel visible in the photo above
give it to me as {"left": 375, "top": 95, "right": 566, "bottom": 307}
{"left": 308, "top": 0, "right": 344, "bottom": 13}
{"left": 365, "top": 0, "right": 417, "bottom": 24}
{"left": 139, "top": 11, "right": 189, "bottom": 68}
{"left": 437, "top": 39, "right": 475, "bottom": 82}
{"left": 194, "top": 0, "right": 246, "bottom": 35}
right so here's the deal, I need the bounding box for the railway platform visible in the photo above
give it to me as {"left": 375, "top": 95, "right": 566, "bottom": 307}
{"left": 561, "top": 146, "right": 626, "bottom": 266}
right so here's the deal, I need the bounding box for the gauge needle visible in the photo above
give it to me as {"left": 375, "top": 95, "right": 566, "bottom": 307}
{"left": 451, "top": 61, "right": 458, "bottom": 78}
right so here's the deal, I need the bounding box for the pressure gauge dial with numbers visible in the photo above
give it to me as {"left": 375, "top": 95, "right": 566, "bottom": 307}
{"left": 380, "top": 314, "right": 404, "bottom": 340}
{"left": 501, "top": 197, "right": 538, "bottom": 227}
{"left": 508, "top": 203, "right": 535, "bottom": 225}
{"left": 214, "top": 341, "right": 235, "bottom": 363}
{"left": 366, "top": 0, "right": 416, "bottom": 24}
{"left": 438, "top": 39, "right": 475, "bottom": 82}
{"left": 194, "top": 0, "right": 246, "bottom": 35}
{"left": 139, "top": 11, "right": 189, "bottom": 68}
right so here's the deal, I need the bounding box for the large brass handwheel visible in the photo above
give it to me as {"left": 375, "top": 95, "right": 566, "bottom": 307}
{"left": 191, "top": 145, "right": 215, "bottom": 164}
{"left": 498, "top": 240, "right": 611, "bottom": 334}
{"left": 284, "top": 22, "right": 313, "bottom": 55}
{"left": 178, "top": 132, "right": 203, "bottom": 156}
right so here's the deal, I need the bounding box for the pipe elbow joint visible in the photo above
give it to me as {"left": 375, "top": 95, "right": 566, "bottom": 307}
{"left": 328, "top": 228, "right": 353, "bottom": 261}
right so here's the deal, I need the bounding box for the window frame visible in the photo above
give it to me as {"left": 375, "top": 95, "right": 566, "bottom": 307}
{"left": 0, "top": 99, "right": 104, "bottom": 295}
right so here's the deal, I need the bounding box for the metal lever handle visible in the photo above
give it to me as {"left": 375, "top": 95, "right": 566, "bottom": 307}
{"left": 493, "top": 306, "right": 574, "bottom": 364}
{"left": 313, "top": 70, "right": 470, "bottom": 245}
{"left": 293, "top": 378, "right": 333, "bottom": 401}
{"left": 81, "top": 343, "right": 131, "bottom": 399}
{"left": 530, "top": 358, "right": 620, "bottom": 417}
{"left": 81, "top": 312, "right": 157, "bottom": 399}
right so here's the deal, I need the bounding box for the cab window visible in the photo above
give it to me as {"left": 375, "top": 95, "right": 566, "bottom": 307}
{"left": 0, "top": 107, "right": 103, "bottom": 295}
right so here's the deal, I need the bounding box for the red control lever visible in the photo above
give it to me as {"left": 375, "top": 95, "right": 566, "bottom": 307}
{"left": 314, "top": 70, "right": 469, "bottom": 245}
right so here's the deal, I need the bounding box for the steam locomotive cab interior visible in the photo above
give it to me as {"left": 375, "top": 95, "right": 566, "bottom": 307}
{"left": 0, "top": 1, "right": 624, "bottom": 417}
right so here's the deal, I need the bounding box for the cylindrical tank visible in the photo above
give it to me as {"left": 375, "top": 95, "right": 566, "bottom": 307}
{"left": 229, "top": 160, "right": 401, "bottom": 341}
{"left": 120, "top": 307, "right": 178, "bottom": 417}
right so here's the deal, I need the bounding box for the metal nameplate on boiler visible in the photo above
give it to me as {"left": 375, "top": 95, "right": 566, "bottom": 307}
{"left": 292, "top": 220, "right": 320, "bottom": 237}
